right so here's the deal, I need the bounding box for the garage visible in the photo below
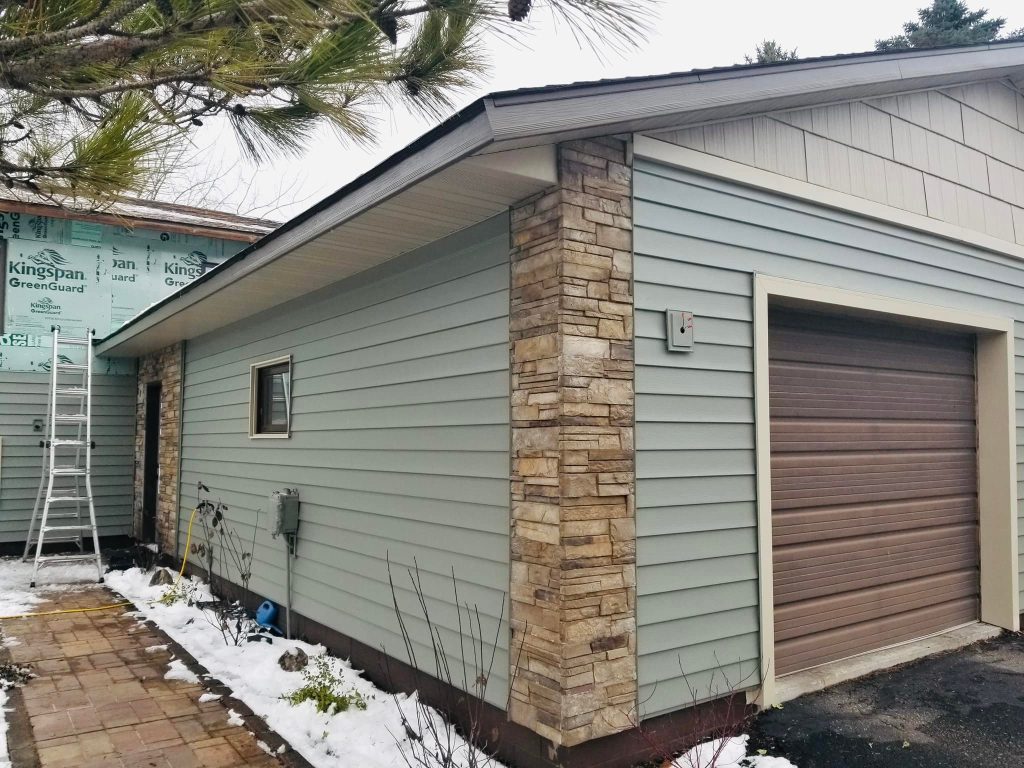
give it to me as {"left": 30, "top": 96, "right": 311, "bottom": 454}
{"left": 768, "top": 308, "right": 980, "bottom": 676}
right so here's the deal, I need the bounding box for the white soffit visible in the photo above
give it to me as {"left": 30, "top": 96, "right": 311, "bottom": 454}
{"left": 97, "top": 146, "right": 555, "bottom": 357}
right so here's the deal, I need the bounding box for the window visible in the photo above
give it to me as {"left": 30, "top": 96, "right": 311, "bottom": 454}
{"left": 250, "top": 357, "right": 291, "bottom": 437}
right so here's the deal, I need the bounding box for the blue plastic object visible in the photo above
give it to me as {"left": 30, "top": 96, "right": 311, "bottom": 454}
{"left": 255, "top": 600, "right": 283, "bottom": 635}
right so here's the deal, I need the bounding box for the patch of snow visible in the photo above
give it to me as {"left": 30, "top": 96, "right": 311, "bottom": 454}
{"left": 0, "top": 558, "right": 95, "bottom": 618}
{"left": 105, "top": 567, "right": 797, "bottom": 768}
{"left": 227, "top": 709, "right": 244, "bottom": 727}
{"left": 164, "top": 659, "right": 200, "bottom": 684}
{"left": 105, "top": 567, "right": 500, "bottom": 768}
{"left": 675, "top": 736, "right": 796, "bottom": 768}
{"left": 256, "top": 739, "right": 273, "bottom": 755}
{"left": 143, "top": 544, "right": 159, "bottom": 553}
{"left": 144, "top": 644, "right": 168, "bottom": 654}
{"left": 199, "top": 693, "right": 222, "bottom": 703}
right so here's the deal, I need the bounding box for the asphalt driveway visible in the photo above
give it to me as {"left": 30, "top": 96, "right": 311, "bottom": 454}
{"left": 747, "top": 633, "right": 1024, "bottom": 767}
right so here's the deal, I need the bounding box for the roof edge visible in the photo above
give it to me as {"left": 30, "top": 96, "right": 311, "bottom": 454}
{"left": 95, "top": 99, "right": 494, "bottom": 354}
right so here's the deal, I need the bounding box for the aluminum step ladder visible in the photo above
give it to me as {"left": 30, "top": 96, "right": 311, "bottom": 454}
{"left": 23, "top": 326, "right": 103, "bottom": 586}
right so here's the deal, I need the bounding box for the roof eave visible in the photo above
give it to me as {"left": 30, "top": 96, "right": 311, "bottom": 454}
{"left": 95, "top": 105, "right": 496, "bottom": 356}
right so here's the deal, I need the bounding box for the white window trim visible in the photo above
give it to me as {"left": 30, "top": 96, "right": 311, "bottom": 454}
{"left": 249, "top": 355, "right": 292, "bottom": 439}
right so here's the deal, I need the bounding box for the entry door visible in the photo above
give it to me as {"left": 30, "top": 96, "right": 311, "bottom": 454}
{"left": 142, "top": 383, "right": 161, "bottom": 543}
{"left": 769, "top": 309, "right": 979, "bottom": 676}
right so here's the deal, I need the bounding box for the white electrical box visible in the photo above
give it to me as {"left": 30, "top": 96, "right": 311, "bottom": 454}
{"left": 665, "top": 310, "right": 695, "bottom": 352}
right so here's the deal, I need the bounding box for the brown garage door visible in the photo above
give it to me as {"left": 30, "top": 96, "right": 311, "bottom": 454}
{"left": 769, "top": 308, "right": 979, "bottom": 676}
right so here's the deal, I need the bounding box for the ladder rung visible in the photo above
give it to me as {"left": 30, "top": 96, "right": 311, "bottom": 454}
{"left": 56, "top": 363, "right": 88, "bottom": 371}
{"left": 51, "top": 439, "right": 87, "bottom": 447}
{"left": 42, "top": 525, "right": 94, "bottom": 533}
{"left": 54, "top": 414, "right": 87, "bottom": 423}
{"left": 57, "top": 337, "right": 91, "bottom": 346}
{"left": 52, "top": 467, "right": 86, "bottom": 476}
{"left": 56, "top": 387, "right": 88, "bottom": 397}
{"left": 47, "top": 495, "right": 87, "bottom": 503}
{"left": 36, "top": 554, "right": 98, "bottom": 566}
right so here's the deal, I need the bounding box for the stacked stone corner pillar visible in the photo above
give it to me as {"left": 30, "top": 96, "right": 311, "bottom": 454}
{"left": 508, "top": 137, "right": 637, "bottom": 750}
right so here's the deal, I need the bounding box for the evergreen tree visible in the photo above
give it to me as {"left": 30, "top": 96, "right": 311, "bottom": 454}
{"left": 0, "top": 0, "right": 648, "bottom": 202}
{"left": 876, "top": 0, "right": 1017, "bottom": 50}
{"left": 744, "top": 40, "right": 799, "bottom": 64}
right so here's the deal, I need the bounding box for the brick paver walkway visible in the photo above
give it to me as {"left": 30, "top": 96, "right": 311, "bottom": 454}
{"left": 2, "top": 584, "right": 282, "bottom": 768}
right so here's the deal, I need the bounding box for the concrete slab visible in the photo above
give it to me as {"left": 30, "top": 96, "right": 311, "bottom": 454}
{"left": 775, "top": 623, "right": 1002, "bottom": 703}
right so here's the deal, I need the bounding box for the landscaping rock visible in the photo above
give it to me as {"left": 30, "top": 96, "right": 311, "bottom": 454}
{"left": 278, "top": 647, "right": 308, "bottom": 672}
{"left": 149, "top": 568, "right": 175, "bottom": 587}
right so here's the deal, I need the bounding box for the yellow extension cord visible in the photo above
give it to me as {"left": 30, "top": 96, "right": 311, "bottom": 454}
{"left": 0, "top": 506, "right": 199, "bottom": 621}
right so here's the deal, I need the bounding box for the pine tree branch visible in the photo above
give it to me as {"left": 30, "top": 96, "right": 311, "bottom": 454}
{"left": 0, "top": 0, "right": 151, "bottom": 55}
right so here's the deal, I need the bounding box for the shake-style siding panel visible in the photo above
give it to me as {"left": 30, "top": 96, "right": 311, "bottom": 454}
{"left": 634, "top": 160, "right": 1024, "bottom": 718}
{"left": 0, "top": 373, "right": 136, "bottom": 542}
{"left": 177, "top": 215, "right": 511, "bottom": 706}
{"left": 652, "top": 81, "right": 1024, "bottom": 246}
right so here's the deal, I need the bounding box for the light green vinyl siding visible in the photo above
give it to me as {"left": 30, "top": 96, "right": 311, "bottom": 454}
{"left": 634, "top": 159, "right": 1024, "bottom": 718}
{"left": 177, "top": 215, "right": 511, "bottom": 706}
{"left": 0, "top": 372, "right": 136, "bottom": 543}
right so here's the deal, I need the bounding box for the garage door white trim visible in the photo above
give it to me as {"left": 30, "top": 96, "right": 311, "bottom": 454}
{"left": 753, "top": 274, "right": 1018, "bottom": 707}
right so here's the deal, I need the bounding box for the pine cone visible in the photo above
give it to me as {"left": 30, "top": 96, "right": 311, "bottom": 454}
{"left": 507, "top": 0, "right": 531, "bottom": 22}
{"left": 376, "top": 11, "right": 398, "bottom": 44}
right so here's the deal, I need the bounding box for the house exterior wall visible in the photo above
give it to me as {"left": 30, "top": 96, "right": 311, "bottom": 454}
{"left": 631, "top": 157, "right": 1024, "bottom": 717}
{"left": 174, "top": 215, "right": 512, "bottom": 706}
{"left": 0, "top": 372, "right": 136, "bottom": 544}
{"left": 133, "top": 343, "right": 183, "bottom": 552}
{"left": 652, "top": 81, "right": 1024, "bottom": 246}
{"left": 0, "top": 208, "right": 247, "bottom": 546}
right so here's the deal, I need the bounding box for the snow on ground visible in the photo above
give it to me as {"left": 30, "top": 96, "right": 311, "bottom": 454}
{"left": 675, "top": 736, "right": 797, "bottom": 768}
{"left": 107, "top": 566, "right": 498, "bottom": 768}
{"left": 0, "top": 559, "right": 97, "bottom": 617}
{"left": 164, "top": 659, "right": 200, "bottom": 683}
{"left": 100, "top": 565, "right": 795, "bottom": 768}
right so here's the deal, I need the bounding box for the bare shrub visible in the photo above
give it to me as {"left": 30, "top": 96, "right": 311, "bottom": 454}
{"left": 384, "top": 556, "right": 523, "bottom": 768}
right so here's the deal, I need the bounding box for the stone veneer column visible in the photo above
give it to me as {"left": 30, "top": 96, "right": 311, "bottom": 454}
{"left": 509, "top": 138, "right": 636, "bottom": 748}
{"left": 133, "top": 342, "right": 184, "bottom": 554}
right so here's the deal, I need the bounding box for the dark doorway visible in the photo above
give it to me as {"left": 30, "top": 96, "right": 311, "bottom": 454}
{"left": 142, "top": 383, "right": 161, "bottom": 543}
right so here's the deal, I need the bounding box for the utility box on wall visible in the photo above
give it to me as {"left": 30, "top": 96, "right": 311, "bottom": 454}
{"left": 269, "top": 488, "right": 300, "bottom": 537}
{"left": 665, "top": 310, "right": 695, "bottom": 352}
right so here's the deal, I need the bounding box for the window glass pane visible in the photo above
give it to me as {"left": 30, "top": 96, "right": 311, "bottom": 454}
{"left": 256, "top": 362, "right": 289, "bottom": 433}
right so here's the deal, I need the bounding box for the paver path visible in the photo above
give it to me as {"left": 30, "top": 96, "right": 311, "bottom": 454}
{"left": 1, "top": 583, "right": 282, "bottom": 768}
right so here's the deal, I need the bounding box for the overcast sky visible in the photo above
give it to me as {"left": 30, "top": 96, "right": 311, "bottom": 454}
{"left": 179, "top": 0, "right": 1024, "bottom": 221}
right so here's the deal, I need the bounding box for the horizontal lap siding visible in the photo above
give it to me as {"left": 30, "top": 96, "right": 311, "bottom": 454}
{"left": 0, "top": 372, "right": 135, "bottom": 542}
{"left": 634, "top": 160, "right": 1024, "bottom": 718}
{"left": 178, "top": 215, "right": 511, "bottom": 706}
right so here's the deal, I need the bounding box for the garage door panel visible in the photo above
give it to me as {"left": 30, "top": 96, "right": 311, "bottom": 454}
{"left": 775, "top": 597, "right": 979, "bottom": 675}
{"left": 773, "top": 496, "right": 976, "bottom": 545}
{"left": 768, "top": 329, "right": 975, "bottom": 375}
{"left": 772, "top": 466, "right": 977, "bottom": 494}
{"left": 771, "top": 362, "right": 975, "bottom": 399}
{"left": 774, "top": 570, "right": 979, "bottom": 641}
{"left": 774, "top": 552, "right": 981, "bottom": 605}
{"left": 771, "top": 482, "right": 978, "bottom": 510}
{"left": 769, "top": 308, "right": 979, "bottom": 676}
{"left": 770, "top": 420, "right": 977, "bottom": 453}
